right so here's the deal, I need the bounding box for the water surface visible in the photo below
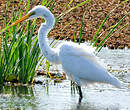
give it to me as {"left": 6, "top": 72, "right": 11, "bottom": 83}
{"left": 0, "top": 43, "right": 130, "bottom": 110}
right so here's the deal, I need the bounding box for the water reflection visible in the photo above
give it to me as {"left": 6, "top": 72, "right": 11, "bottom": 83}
{"left": 0, "top": 85, "right": 37, "bottom": 110}
{"left": 0, "top": 46, "right": 130, "bottom": 110}
{"left": 0, "top": 81, "right": 130, "bottom": 110}
{"left": 0, "top": 85, "right": 34, "bottom": 96}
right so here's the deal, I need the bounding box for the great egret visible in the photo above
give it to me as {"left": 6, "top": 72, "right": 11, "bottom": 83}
{"left": 10, "top": 5, "right": 121, "bottom": 102}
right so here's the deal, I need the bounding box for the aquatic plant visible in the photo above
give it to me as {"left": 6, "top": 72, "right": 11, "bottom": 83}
{"left": 0, "top": 0, "right": 90, "bottom": 83}
{"left": 90, "top": 0, "right": 129, "bottom": 52}
{"left": 0, "top": 0, "right": 41, "bottom": 83}
{"left": 69, "top": 0, "right": 129, "bottom": 52}
{"left": 0, "top": 0, "right": 128, "bottom": 84}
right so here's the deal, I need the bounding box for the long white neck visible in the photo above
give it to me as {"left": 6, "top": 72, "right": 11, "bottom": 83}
{"left": 38, "top": 12, "right": 60, "bottom": 64}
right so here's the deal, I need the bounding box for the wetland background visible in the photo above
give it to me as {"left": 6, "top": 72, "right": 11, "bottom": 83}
{"left": 0, "top": 0, "right": 130, "bottom": 110}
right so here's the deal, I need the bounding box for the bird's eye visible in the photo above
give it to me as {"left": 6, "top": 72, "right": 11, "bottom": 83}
{"left": 29, "top": 11, "right": 36, "bottom": 16}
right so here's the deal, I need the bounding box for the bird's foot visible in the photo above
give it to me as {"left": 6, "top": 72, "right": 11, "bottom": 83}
{"left": 78, "top": 86, "right": 83, "bottom": 104}
{"left": 78, "top": 96, "right": 83, "bottom": 104}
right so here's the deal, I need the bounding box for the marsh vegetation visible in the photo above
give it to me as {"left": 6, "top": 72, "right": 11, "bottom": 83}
{"left": 0, "top": 0, "right": 129, "bottom": 109}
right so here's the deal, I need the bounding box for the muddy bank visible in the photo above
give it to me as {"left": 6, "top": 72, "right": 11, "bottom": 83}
{"left": 0, "top": 0, "right": 129, "bottom": 49}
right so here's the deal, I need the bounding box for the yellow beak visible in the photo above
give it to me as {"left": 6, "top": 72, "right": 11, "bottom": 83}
{"left": 0, "top": 12, "right": 34, "bottom": 33}
{"left": 10, "top": 13, "right": 31, "bottom": 27}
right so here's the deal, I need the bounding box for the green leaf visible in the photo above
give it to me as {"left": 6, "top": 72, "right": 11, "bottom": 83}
{"left": 96, "top": 12, "right": 130, "bottom": 51}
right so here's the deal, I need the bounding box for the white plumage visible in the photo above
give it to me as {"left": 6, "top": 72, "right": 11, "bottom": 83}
{"left": 12, "top": 5, "right": 121, "bottom": 101}
{"left": 58, "top": 42, "right": 120, "bottom": 87}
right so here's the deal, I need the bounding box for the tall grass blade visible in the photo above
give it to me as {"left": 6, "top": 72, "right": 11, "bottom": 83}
{"left": 79, "top": 13, "right": 85, "bottom": 45}
{"left": 91, "top": 15, "right": 109, "bottom": 45}
{"left": 55, "top": 0, "right": 90, "bottom": 24}
{"left": 91, "top": 0, "right": 129, "bottom": 46}
{"left": 25, "top": 0, "right": 30, "bottom": 14}
{"left": 65, "top": 0, "right": 74, "bottom": 8}
{"left": 73, "top": 29, "right": 76, "bottom": 43}
{"left": 42, "top": 0, "right": 48, "bottom": 6}
{"left": 96, "top": 12, "right": 129, "bottom": 51}
{"left": 49, "top": 0, "right": 56, "bottom": 11}
{"left": 46, "top": 0, "right": 53, "bottom": 7}
{"left": 96, "top": 23, "right": 129, "bottom": 54}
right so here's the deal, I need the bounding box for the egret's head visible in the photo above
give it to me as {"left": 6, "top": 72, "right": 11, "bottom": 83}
{"left": 27, "top": 6, "right": 52, "bottom": 20}
{"left": 10, "top": 5, "right": 54, "bottom": 27}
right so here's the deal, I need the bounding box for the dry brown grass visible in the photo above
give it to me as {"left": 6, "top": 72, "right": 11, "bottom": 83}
{"left": 0, "top": 0, "right": 129, "bottom": 49}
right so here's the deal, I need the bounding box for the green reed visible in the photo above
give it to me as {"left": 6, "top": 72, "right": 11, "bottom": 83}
{"left": 0, "top": 0, "right": 90, "bottom": 83}
{"left": 0, "top": 0, "right": 41, "bottom": 83}
{"left": 91, "top": 0, "right": 129, "bottom": 53}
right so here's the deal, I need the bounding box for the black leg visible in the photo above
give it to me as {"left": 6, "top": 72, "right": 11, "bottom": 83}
{"left": 78, "top": 86, "right": 83, "bottom": 103}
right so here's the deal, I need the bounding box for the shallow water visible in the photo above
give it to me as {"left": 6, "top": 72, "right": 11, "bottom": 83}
{"left": 0, "top": 42, "right": 130, "bottom": 110}
{"left": 0, "top": 81, "right": 130, "bottom": 110}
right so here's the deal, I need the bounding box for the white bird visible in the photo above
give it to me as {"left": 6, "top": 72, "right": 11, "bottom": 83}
{"left": 10, "top": 5, "right": 121, "bottom": 101}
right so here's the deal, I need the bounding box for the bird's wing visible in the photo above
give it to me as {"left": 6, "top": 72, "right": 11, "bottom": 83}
{"left": 59, "top": 43, "right": 110, "bottom": 83}
{"left": 59, "top": 42, "right": 98, "bottom": 64}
